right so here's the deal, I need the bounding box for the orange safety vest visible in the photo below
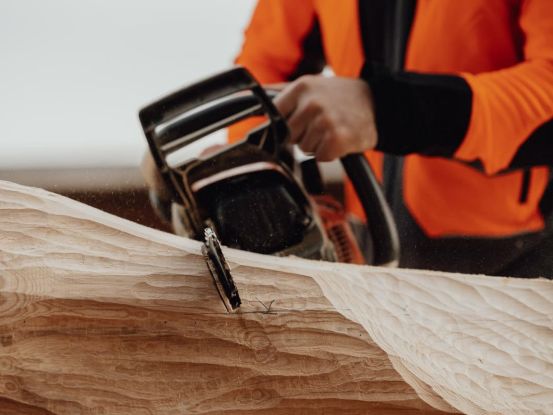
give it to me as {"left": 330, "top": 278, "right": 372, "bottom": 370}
{"left": 232, "top": 0, "right": 553, "bottom": 239}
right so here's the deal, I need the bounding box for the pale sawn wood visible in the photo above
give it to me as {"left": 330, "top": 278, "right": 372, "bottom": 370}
{"left": 0, "top": 180, "right": 552, "bottom": 414}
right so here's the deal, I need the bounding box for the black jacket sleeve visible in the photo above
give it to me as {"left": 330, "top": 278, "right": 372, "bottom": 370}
{"left": 360, "top": 62, "right": 472, "bottom": 157}
{"left": 360, "top": 62, "right": 553, "bottom": 169}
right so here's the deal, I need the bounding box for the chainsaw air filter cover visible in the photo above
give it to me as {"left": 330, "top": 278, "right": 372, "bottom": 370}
{"left": 197, "top": 169, "right": 311, "bottom": 254}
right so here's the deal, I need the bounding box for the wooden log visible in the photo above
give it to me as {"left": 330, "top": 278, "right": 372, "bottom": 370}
{"left": 0, "top": 180, "right": 552, "bottom": 415}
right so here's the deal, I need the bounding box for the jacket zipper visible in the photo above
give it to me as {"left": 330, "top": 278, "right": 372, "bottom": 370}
{"left": 519, "top": 168, "right": 531, "bottom": 204}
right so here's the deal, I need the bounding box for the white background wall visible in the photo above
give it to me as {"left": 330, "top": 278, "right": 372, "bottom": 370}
{"left": 0, "top": 0, "right": 256, "bottom": 169}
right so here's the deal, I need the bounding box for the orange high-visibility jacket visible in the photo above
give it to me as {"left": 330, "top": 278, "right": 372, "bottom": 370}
{"left": 233, "top": 0, "right": 553, "bottom": 241}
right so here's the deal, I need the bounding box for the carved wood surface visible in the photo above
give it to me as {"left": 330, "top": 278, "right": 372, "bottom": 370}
{"left": 0, "top": 180, "right": 552, "bottom": 414}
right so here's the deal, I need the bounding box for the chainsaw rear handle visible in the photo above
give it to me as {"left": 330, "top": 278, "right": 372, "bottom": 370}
{"left": 341, "top": 154, "right": 399, "bottom": 266}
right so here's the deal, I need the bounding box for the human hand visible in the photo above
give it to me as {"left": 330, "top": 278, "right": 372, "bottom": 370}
{"left": 273, "top": 75, "right": 378, "bottom": 161}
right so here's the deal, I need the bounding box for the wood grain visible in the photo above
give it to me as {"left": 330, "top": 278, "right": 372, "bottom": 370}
{"left": 0, "top": 180, "right": 552, "bottom": 414}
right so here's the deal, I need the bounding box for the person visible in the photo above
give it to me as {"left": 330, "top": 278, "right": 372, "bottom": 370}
{"left": 143, "top": 0, "right": 553, "bottom": 278}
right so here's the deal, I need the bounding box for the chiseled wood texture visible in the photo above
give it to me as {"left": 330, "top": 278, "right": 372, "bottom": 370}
{"left": 0, "top": 180, "right": 552, "bottom": 414}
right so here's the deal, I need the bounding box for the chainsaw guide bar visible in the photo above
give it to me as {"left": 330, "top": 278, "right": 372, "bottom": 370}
{"left": 202, "top": 227, "right": 241, "bottom": 311}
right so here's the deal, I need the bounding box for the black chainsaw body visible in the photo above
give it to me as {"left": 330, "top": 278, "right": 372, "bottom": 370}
{"left": 139, "top": 67, "right": 399, "bottom": 266}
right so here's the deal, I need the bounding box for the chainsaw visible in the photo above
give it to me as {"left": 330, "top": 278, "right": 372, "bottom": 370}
{"left": 139, "top": 67, "right": 399, "bottom": 311}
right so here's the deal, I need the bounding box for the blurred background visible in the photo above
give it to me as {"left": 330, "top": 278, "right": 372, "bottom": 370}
{"left": 0, "top": 0, "right": 256, "bottom": 228}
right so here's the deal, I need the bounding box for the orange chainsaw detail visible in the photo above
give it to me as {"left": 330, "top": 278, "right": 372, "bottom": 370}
{"left": 313, "top": 195, "right": 366, "bottom": 265}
